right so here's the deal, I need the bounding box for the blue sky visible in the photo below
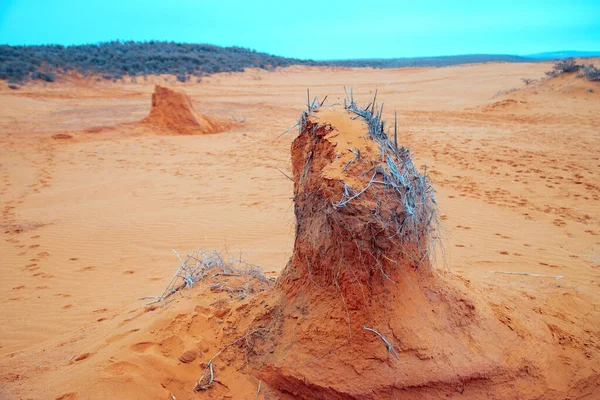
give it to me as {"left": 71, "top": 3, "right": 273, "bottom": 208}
{"left": 1, "top": 0, "right": 599, "bottom": 59}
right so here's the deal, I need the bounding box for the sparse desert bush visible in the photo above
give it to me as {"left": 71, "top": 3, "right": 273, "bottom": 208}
{"left": 522, "top": 78, "right": 534, "bottom": 85}
{"left": 0, "top": 41, "right": 318, "bottom": 83}
{"left": 7, "top": 84, "right": 19, "bottom": 90}
{"left": 176, "top": 73, "right": 188, "bottom": 83}
{"left": 545, "top": 57, "right": 581, "bottom": 77}
{"left": 31, "top": 71, "right": 56, "bottom": 82}
{"left": 1, "top": 42, "right": 540, "bottom": 84}
{"left": 578, "top": 64, "right": 600, "bottom": 81}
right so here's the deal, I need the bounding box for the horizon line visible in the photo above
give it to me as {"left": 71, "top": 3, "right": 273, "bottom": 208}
{"left": 2, "top": 40, "right": 600, "bottom": 61}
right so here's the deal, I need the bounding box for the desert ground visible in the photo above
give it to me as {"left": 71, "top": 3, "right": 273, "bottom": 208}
{"left": 1, "top": 61, "right": 599, "bottom": 399}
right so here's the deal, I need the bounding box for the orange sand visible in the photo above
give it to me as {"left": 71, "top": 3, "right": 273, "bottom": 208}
{"left": 141, "top": 85, "right": 226, "bottom": 134}
{"left": 0, "top": 63, "right": 599, "bottom": 399}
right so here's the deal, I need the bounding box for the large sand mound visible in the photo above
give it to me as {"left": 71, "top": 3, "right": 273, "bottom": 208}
{"left": 141, "top": 85, "right": 225, "bottom": 134}
{"left": 249, "top": 99, "right": 598, "bottom": 399}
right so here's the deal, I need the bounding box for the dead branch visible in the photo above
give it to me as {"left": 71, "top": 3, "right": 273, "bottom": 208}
{"left": 141, "top": 249, "right": 267, "bottom": 305}
{"left": 363, "top": 326, "right": 400, "bottom": 360}
{"left": 194, "top": 329, "right": 269, "bottom": 391}
{"left": 277, "top": 121, "right": 299, "bottom": 138}
{"left": 275, "top": 167, "right": 293, "bottom": 181}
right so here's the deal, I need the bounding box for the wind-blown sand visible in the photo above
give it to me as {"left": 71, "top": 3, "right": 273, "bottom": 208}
{"left": 0, "top": 62, "right": 599, "bottom": 399}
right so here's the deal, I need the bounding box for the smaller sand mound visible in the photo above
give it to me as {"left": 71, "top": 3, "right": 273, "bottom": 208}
{"left": 141, "top": 85, "right": 225, "bottom": 135}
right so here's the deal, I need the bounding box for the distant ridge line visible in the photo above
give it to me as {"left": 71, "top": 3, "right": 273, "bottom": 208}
{"left": 1, "top": 41, "right": 599, "bottom": 84}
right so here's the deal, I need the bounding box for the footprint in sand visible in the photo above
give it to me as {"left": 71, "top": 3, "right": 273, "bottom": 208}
{"left": 55, "top": 392, "right": 77, "bottom": 400}
{"left": 131, "top": 341, "right": 155, "bottom": 352}
{"left": 105, "top": 328, "right": 140, "bottom": 344}
{"left": 78, "top": 266, "right": 95, "bottom": 272}
{"left": 104, "top": 361, "right": 141, "bottom": 376}
{"left": 73, "top": 352, "right": 93, "bottom": 362}
{"left": 123, "top": 270, "right": 135, "bottom": 275}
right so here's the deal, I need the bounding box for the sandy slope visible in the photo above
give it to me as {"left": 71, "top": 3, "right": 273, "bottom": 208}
{"left": 0, "top": 62, "right": 599, "bottom": 399}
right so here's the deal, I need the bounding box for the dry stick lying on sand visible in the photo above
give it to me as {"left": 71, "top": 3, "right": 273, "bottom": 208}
{"left": 363, "top": 326, "right": 400, "bottom": 360}
{"left": 194, "top": 329, "right": 268, "bottom": 391}
{"left": 256, "top": 380, "right": 262, "bottom": 398}
{"left": 275, "top": 167, "right": 293, "bottom": 181}
{"left": 493, "top": 271, "right": 564, "bottom": 279}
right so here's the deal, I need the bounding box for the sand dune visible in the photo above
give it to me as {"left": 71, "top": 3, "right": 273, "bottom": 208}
{"left": 0, "top": 62, "right": 599, "bottom": 399}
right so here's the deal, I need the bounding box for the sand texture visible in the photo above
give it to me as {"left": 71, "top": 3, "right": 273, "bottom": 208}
{"left": 0, "top": 63, "right": 599, "bottom": 399}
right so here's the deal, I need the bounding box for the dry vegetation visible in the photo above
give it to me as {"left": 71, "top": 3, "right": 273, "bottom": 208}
{"left": 142, "top": 249, "right": 269, "bottom": 305}
{"left": 0, "top": 41, "right": 318, "bottom": 84}
{"left": 545, "top": 57, "right": 600, "bottom": 81}
{"left": 1, "top": 41, "right": 547, "bottom": 86}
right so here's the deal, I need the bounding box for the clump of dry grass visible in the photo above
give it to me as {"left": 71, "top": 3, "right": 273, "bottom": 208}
{"left": 342, "top": 89, "right": 439, "bottom": 267}
{"left": 140, "top": 249, "right": 267, "bottom": 305}
{"left": 295, "top": 88, "right": 439, "bottom": 268}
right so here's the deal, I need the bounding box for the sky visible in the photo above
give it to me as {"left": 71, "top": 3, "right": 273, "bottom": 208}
{"left": 0, "top": 0, "right": 599, "bottom": 60}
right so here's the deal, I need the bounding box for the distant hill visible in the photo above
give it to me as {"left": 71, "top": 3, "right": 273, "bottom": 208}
{"left": 1, "top": 41, "right": 598, "bottom": 84}
{"left": 0, "top": 41, "right": 318, "bottom": 84}
{"left": 322, "top": 54, "right": 528, "bottom": 68}
{"left": 525, "top": 51, "right": 600, "bottom": 60}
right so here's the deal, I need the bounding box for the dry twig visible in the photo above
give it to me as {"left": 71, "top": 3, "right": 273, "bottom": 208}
{"left": 363, "top": 326, "right": 400, "bottom": 360}
{"left": 140, "top": 249, "right": 266, "bottom": 305}
{"left": 194, "top": 329, "right": 268, "bottom": 391}
{"left": 493, "top": 271, "right": 563, "bottom": 279}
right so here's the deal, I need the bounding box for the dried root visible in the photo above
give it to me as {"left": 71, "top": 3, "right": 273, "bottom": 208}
{"left": 194, "top": 328, "right": 270, "bottom": 391}
{"left": 363, "top": 326, "right": 399, "bottom": 360}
